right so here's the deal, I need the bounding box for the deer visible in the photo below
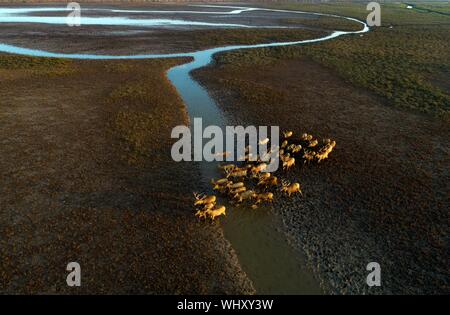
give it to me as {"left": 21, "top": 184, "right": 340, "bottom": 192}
{"left": 303, "top": 150, "right": 316, "bottom": 164}
{"left": 228, "top": 181, "right": 245, "bottom": 189}
{"left": 315, "top": 150, "right": 331, "bottom": 162}
{"left": 193, "top": 192, "right": 217, "bottom": 206}
{"left": 251, "top": 163, "right": 267, "bottom": 176}
{"left": 257, "top": 174, "right": 278, "bottom": 188}
{"left": 287, "top": 144, "right": 296, "bottom": 151}
{"left": 211, "top": 178, "right": 230, "bottom": 190}
{"left": 259, "top": 137, "right": 270, "bottom": 145}
{"left": 230, "top": 186, "right": 246, "bottom": 196}
{"left": 195, "top": 201, "right": 216, "bottom": 219}
{"left": 291, "top": 144, "right": 302, "bottom": 154}
{"left": 225, "top": 168, "right": 248, "bottom": 179}
{"left": 211, "top": 178, "right": 228, "bottom": 185}
{"left": 265, "top": 176, "right": 278, "bottom": 188}
{"left": 286, "top": 143, "right": 302, "bottom": 154}
{"left": 281, "top": 180, "right": 303, "bottom": 197}
{"left": 250, "top": 191, "right": 274, "bottom": 209}
{"left": 195, "top": 209, "right": 207, "bottom": 219}
{"left": 202, "top": 202, "right": 216, "bottom": 210}
{"left": 255, "top": 192, "right": 274, "bottom": 204}
{"left": 283, "top": 157, "right": 295, "bottom": 171}
{"left": 205, "top": 205, "right": 226, "bottom": 221}
{"left": 234, "top": 190, "right": 256, "bottom": 203}
{"left": 308, "top": 139, "right": 318, "bottom": 148}
{"left": 281, "top": 152, "right": 291, "bottom": 162}
{"left": 213, "top": 185, "right": 228, "bottom": 194}
{"left": 259, "top": 172, "right": 271, "bottom": 180}
{"left": 315, "top": 142, "right": 335, "bottom": 162}
{"left": 227, "top": 182, "right": 245, "bottom": 191}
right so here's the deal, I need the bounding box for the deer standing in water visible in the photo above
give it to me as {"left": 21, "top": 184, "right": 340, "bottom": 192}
{"left": 205, "top": 205, "right": 226, "bottom": 221}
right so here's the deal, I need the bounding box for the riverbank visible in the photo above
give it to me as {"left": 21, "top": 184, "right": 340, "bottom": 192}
{"left": 0, "top": 55, "right": 254, "bottom": 294}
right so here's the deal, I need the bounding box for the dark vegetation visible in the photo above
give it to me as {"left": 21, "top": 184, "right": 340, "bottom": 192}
{"left": 214, "top": 2, "right": 450, "bottom": 118}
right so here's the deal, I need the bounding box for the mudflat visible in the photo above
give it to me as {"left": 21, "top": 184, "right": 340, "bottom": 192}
{"left": 0, "top": 56, "right": 254, "bottom": 294}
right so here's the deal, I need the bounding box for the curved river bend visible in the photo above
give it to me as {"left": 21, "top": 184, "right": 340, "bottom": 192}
{"left": 0, "top": 5, "right": 369, "bottom": 294}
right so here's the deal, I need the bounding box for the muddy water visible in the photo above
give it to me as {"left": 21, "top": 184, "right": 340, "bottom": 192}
{"left": 0, "top": 4, "right": 370, "bottom": 294}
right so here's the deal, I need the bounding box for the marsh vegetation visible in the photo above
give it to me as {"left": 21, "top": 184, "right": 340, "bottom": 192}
{"left": 0, "top": 54, "right": 254, "bottom": 294}
{"left": 215, "top": 3, "right": 450, "bottom": 118}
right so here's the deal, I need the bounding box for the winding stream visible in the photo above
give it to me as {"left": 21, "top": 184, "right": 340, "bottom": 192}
{"left": 0, "top": 5, "right": 369, "bottom": 294}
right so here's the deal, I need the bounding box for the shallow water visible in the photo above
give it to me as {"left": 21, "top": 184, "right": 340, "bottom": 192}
{"left": 0, "top": 5, "right": 369, "bottom": 294}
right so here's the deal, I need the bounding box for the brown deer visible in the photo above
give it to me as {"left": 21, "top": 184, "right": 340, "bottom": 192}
{"left": 283, "top": 157, "right": 295, "bottom": 171}
{"left": 250, "top": 163, "right": 268, "bottom": 176}
{"left": 234, "top": 190, "right": 256, "bottom": 203}
{"left": 225, "top": 168, "right": 248, "bottom": 179}
{"left": 255, "top": 192, "right": 274, "bottom": 204}
{"left": 281, "top": 180, "right": 303, "bottom": 197}
{"left": 283, "top": 130, "right": 293, "bottom": 138}
{"left": 193, "top": 192, "right": 217, "bottom": 206}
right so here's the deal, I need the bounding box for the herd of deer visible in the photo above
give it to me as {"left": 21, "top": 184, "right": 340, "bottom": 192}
{"left": 194, "top": 131, "right": 336, "bottom": 221}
